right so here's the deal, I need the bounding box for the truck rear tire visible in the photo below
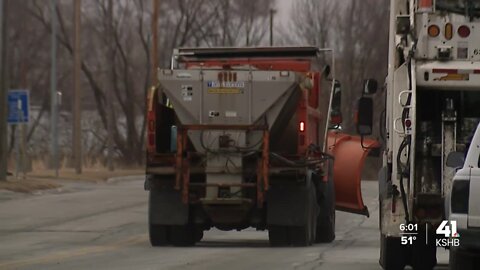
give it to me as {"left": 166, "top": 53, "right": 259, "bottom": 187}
{"left": 449, "top": 247, "right": 475, "bottom": 270}
{"left": 148, "top": 189, "right": 170, "bottom": 246}
{"left": 315, "top": 170, "right": 335, "bottom": 243}
{"left": 268, "top": 181, "right": 317, "bottom": 247}
{"left": 411, "top": 230, "right": 436, "bottom": 270}
{"left": 170, "top": 224, "right": 196, "bottom": 246}
{"left": 380, "top": 234, "right": 406, "bottom": 270}
{"left": 194, "top": 227, "right": 204, "bottom": 243}
{"left": 268, "top": 226, "right": 289, "bottom": 246}
{"left": 149, "top": 224, "right": 169, "bottom": 246}
{"left": 290, "top": 186, "right": 316, "bottom": 246}
{"left": 290, "top": 224, "right": 311, "bottom": 246}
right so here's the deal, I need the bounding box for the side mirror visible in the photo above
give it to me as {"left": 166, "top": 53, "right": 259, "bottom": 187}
{"left": 363, "top": 79, "right": 378, "bottom": 95}
{"left": 446, "top": 152, "right": 465, "bottom": 169}
{"left": 330, "top": 81, "right": 342, "bottom": 125}
{"left": 356, "top": 97, "right": 373, "bottom": 136}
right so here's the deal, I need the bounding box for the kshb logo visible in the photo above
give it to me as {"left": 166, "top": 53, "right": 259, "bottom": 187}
{"left": 436, "top": 220, "right": 459, "bottom": 237}
{"left": 435, "top": 220, "right": 460, "bottom": 247}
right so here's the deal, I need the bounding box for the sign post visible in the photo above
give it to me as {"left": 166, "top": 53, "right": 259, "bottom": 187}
{"left": 0, "top": 0, "right": 7, "bottom": 181}
{"left": 7, "top": 89, "right": 29, "bottom": 179}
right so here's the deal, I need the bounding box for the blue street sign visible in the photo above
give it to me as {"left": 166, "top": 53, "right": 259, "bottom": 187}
{"left": 7, "top": 90, "right": 29, "bottom": 124}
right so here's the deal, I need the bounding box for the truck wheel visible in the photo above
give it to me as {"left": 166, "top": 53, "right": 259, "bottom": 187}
{"left": 380, "top": 234, "right": 406, "bottom": 270}
{"left": 148, "top": 190, "right": 169, "bottom": 246}
{"left": 290, "top": 225, "right": 310, "bottom": 246}
{"left": 449, "top": 247, "right": 474, "bottom": 270}
{"left": 411, "top": 230, "right": 436, "bottom": 270}
{"left": 268, "top": 225, "right": 289, "bottom": 246}
{"left": 290, "top": 186, "right": 316, "bottom": 246}
{"left": 309, "top": 187, "right": 318, "bottom": 244}
{"left": 170, "top": 224, "right": 196, "bottom": 246}
{"left": 149, "top": 224, "right": 169, "bottom": 246}
{"left": 315, "top": 170, "right": 335, "bottom": 243}
{"left": 194, "top": 227, "right": 204, "bottom": 243}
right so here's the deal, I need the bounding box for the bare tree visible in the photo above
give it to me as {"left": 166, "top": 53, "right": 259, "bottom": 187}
{"left": 4, "top": 0, "right": 276, "bottom": 168}
{"left": 289, "top": 0, "right": 389, "bottom": 134}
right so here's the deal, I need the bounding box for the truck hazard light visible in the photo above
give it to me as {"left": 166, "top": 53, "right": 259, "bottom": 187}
{"left": 428, "top": 25, "right": 440, "bottom": 37}
{"left": 445, "top": 23, "right": 453, "bottom": 40}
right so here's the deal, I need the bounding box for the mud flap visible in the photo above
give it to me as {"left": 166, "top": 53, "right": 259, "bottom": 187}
{"left": 327, "top": 131, "right": 379, "bottom": 217}
{"left": 149, "top": 188, "right": 189, "bottom": 225}
{"left": 267, "top": 174, "right": 315, "bottom": 226}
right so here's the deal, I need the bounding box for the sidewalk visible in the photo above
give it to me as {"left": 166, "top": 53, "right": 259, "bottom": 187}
{"left": 0, "top": 168, "right": 144, "bottom": 193}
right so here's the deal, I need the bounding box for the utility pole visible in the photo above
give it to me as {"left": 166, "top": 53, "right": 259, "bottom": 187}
{"left": 151, "top": 0, "right": 159, "bottom": 86}
{"left": 106, "top": 0, "right": 114, "bottom": 171}
{"left": 269, "top": 9, "right": 276, "bottom": 46}
{"left": 0, "top": 0, "right": 7, "bottom": 181}
{"left": 73, "top": 0, "right": 82, "bottom": 174}
{"left": 151, "top": 0, "right": 163, "bottom": 105}
{"left": 245, "top": 24, "right": 249, "bottom": 46}
{"left": 50, "top": 0, "right": 59, "bottom": 177}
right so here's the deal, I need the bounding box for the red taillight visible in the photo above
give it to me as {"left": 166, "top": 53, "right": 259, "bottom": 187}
{"left": 299, "top": 121, "right": 305, "bottom": 132}
{"left": 458, "top": 25, "right": 471, "bottom": 38}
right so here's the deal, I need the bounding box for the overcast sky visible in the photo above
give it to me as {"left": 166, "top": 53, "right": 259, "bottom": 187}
{"left": 275, "top": 0, "right": 293, "bottom": 25}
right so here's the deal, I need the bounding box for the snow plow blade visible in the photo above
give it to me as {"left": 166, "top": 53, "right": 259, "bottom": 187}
{"left": 327, "top": 131, "right": 380, "bottom": 217}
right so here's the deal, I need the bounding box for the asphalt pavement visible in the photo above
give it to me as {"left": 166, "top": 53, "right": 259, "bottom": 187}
{"left": 0, "top": 177, "right": 449, "bottom": 270}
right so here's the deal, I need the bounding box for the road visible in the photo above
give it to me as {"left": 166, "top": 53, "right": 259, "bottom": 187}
{"left": 0, "top": 177, "right": 449, "bottom": 270}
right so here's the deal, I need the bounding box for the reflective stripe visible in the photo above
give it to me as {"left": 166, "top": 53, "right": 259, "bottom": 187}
{"left": 432, "top": 69, "right": 458, "bottom": 74}
{"left": 433, "top": 69, "right": 480, "bottom": 74}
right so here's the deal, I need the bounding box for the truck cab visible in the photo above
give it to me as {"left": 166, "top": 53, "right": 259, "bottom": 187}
{"left": 446, "top": 123, "right": 480, "bottom": 269}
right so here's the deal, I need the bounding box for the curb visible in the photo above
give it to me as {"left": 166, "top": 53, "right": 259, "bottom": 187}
{"left": 106, "top": 174, "right": 145, "bottom": 184}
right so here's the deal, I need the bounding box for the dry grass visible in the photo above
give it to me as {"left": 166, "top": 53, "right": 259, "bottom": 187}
{"left": 0, "top": 168, "right": 144, "bottom": 193}
{"left": 28, "top": 168, "right": 144, "bottom": 183}
{"left": 0, "top": 178, "right": 61, "bottom": 193}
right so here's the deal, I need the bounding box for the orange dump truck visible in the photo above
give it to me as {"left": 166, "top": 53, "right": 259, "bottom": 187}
{"left": 145, "top": 47, "right": 378, "bottom": 246}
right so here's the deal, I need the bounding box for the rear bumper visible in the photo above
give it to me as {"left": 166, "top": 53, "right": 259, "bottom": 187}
{"left": 458, "top": 228, "right": 480, "bottom": 250}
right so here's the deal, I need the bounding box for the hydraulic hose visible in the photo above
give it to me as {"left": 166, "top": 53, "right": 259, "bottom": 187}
{"left": 397, "top": 135, "right": 411, "bottom": 223}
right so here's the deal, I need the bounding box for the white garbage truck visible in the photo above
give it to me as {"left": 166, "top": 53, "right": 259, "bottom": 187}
{"left": 356, "top": 0, "right": 480, "bottom": 269}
